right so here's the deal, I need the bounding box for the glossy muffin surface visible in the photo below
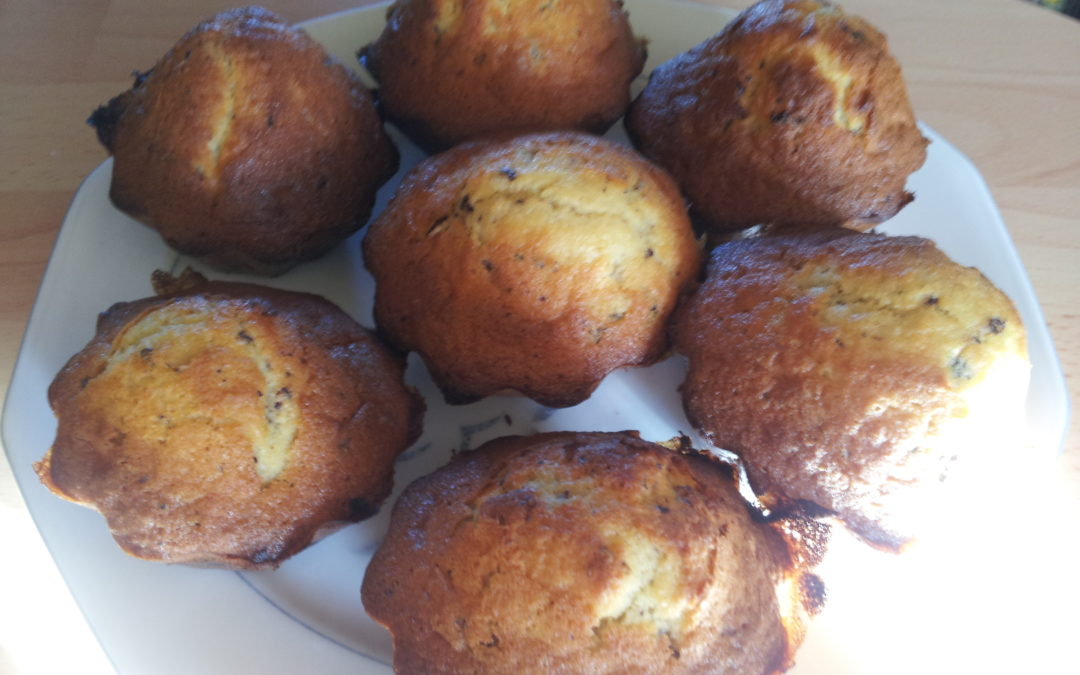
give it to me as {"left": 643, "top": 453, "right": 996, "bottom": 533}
{"left": 37, "top": 273, "right": 423, "bottom": 568}
{"left": 363, "top": 431, "right": 820, "bottom": 674}
{"left": 362, "top": 0, "right": 646, "bottom": 150}
{"left": 363, "top": 132, "right": 701, "bottom": 407}
{"left": 626, "top": 0, "right": 927, "bottom": 231}
{"left": 90, "top": 7, "right": 398, "bottom": 274}
{"left": 672, "top": 231, "right": 1030, "bottom": 550}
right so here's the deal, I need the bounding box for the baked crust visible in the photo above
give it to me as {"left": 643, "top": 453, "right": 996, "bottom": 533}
{"left": 672, "top": 230, "right": 1030, "bottom": 550}
{"left": 36, "top": 273, "right": 424, "bottom": 568}
{"left": 362, "top": 0, "right": 646, "bottom": 151}
{"left": 625, "top": 0, "right": 927, "bottom": 232}
{"left": 362, "top": 131, "right": 702, "bottom": 407}
{"left": 89, "top": 7, "right": 398, "bottom": 275}
{"left": 362, "top": 431, "right": 821, "bottom": 674}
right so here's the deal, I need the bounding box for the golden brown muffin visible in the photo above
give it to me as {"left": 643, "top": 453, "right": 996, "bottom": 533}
{"left": 361, "top": 0, "right": 647, "bottom": 151}
{"left": 362, "top": 132, "right": 702, "bottom": 408}
{"left": 362, "top": 431, "right": 824, "bottom": 674}
{"left": 625, "top": 0, "right": 927, "bottom": 232}
{"left": 35, "top": 271, "right": 424, "bottom": 568}
{"left": 671, "top": 230, "right": 1030, "bottom": 551}
{"left": 89, "top": 7, "right": 398, "bottom": 275}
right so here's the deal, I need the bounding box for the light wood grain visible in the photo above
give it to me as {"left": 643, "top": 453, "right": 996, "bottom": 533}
{"left": 1, "top": 1, "right": 1077, "bottom": 673}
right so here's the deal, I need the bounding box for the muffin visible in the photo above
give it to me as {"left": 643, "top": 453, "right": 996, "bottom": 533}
{"left": 361, "top": 0, "right": 647, "bottom": 151}
{"left": 625, "top": 0, "right": 928, "bottom": 232}
{"left": 35, "top": 270, "right": 424, "bottom": 568}
{"left": 88, "top": 7, "right": 398, "bottom": 275}
{"left": 671, "top": 230, "right": 1030, "bottom": 550}
{"left": 362, "top": 131, "right": 702, "bottom": 408}
{"left": 362, "top": 431, "right": 824, "bottom": 674}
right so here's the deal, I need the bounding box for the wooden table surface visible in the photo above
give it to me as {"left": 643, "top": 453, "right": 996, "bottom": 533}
{"left": 1, "top": 1, "right": 1077, "bottom": 673}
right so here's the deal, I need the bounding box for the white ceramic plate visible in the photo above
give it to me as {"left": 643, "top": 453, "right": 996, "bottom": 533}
{"left": 3, "top": 1, "right": 1070, "bottom": 674}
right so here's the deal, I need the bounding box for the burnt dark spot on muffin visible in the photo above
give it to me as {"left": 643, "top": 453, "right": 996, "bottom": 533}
{"left": 770, "top": 110, "right": 790, "bottom": 123}
{"left": 237, "top": 330, "right": 254, "bottom": 343}
{"left": 988, "top": 317, "right": 1006, "bottom": 334}
{"left": 266, "top": 112, "right": 275, "bottom": 128}
{"left": 87, "top": 91, "right": 133, "bottom": 151}
{"left": 479, "top": 633, "right": 500, "bottom": 648}
{"left": 666, "top": 633, "right": 681, "bottom": 660}
{"left": 949, "top": 356, "right": 974, "bottom": 380}
{"left": 799, "top": 573, "right": 827, "bottom": 614}
{"left": 349, "top": 497, "right": 379, "bottom": 520}
{"left": 513, "top": 253, "right": 525, "bottom": 261}
{"left": 656, "top": 504, "right": 670, "bottom": 514}
{"left": 460, "top": 194, "right": 474, "bottom": 213}
{"left": 482, "top": 259, "right": 494, "bottom": 271}
{"left": 840, "top": 22, "right": 867, "bottom": 43}
{"left": 132, "top": 68, "right": 152, "bottom": 88}
{"left": 834, "top": 338, "right": 845, "bottom": 348}
{"left": 499, "top": 167, "right": 517, "bottom": 181}
{"left": 645, "top": 248, "right": 654, "bottom": 258}
{"left": 249, "top": 547, "right": 278, "bottom": 565}
{"left": 925, "top": 295, "right": 939, "bottom": 306}
{"left": 278, "top": 387, "right": 291, "bottom": 398}
{"left": 140, "top": 347, "right": 153, "bottom": 359}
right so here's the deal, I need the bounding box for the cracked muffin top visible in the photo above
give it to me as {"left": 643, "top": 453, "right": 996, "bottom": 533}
{"left": 625, "top": 0, "right": 927, "bottom": 232}
{"left": 361, "top": 0, "right": 646, "bottom": 151}
{"left": 362, "top": 431, "right": 824, "bottom": 675}
{"left": 362, "top": 131, "right": 701, "bottom": 408}
{"left": 36, "top": 271, "right": 423, "bottom": 568}
{"left": 89, "top": 6, "right": 398, "bottom": 275}
{"left": 672, "top": 230, "right": 1030, "bottom": 550}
